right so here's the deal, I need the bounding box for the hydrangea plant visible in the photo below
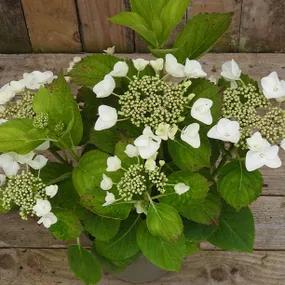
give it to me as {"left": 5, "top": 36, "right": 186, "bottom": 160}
{"left": 0, "top": 1, "right": 284, "bottom": 284}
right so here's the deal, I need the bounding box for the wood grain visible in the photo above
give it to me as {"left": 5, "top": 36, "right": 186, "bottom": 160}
{"left": 240, "top": 0, "right": 285, "bottom": 52}
{"left": 188, "top": 0, "right": 242, "bottom": 52}
{"left": 77, "top": 0, "right": 133, "bottom": 52}
{"left": 0, "top": 249, "right": 284, "bottom": 285}
{"left": 21, "top": 0, "right": 81, "bottom": 52}
{"left": 0, "top": 0, "right": 31, "bottom": 53}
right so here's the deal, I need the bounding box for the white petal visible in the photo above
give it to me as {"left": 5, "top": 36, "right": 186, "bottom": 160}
{"left": 246, "top": 132, "right": 270, "bottom": 152}
{"left": 181, "top": 123, "right": 201, "bottom": 148}
{"left": 103, "top": 192, "right": 116, "bottom": 206}
{"left": 103, "top": 46, "right": 115, "bottom": 54}
{"left": 134, "top": 201, "right": 147, "bottom": 214}
{"left": 132, "top": 58, "right": 149, "bottom": 71}
{"left": 221, "top": 59, "right": 241, "bottom": 81}
{"left": 36, "top": 141, "right": 50, "bottom": 151}
{"left": 0, "top": 84, "right": 16, "bottom": 105}
{"left": 174, "top": 183, "right": 190, "bottom": 195}
{"left": 38, "top": 212, "right": 57, "bottom": 228}
{"left": 0, "top": 119, "right": 7, "bottom": 125}
{"left": 245, "top": 151, "right": 265, "bottom": 171}
{"left": 145, "top": 159, "right": 156, "bottom": 171}
{"left": 261, "top": 71, "right": 285, "bottom": 99}
{"left": 264, "top": 145, "right": 282, "bottom": 169}
{"left": 0, "top": 154, "right": 20, "bottom": 177}
{"left": 191, "top": 98, "right": 213, "bottom": 125}
{"left": 110, "top": 61, "right": 129, "bottom": 77}
{"left": 28, "top": 155, "right": 48, "bottom": 170}
{"left": 150, "top": 58, "right": 164, "bottom": 72}
{"left": 100, "top": 174, "right": 113, "bottom": 190}
{"left": 93, "top": 74, "right": 115, "bottom": 98}
{"left": 0, "top": 174, "right": 6, "bottom": 186}
{"left": 184, "top": 59, "right": 207, "bottom": 78}
{"left": 106, "top": 156, "right": 121, "bottom": 172}
{"left": 281, "top": 139, "right": 285, "bottom": 151}
{"left": 165, "top": 54, "right": 185, "bottom": 78}
{"left": 94, "top": 105, "right": 118, "bottom": 131}
{"left": 15, "top": 152, "right": 35, "bottom": 164}
{"left": 10, "top": 79, "right": 26, "bottom": 93}
{"left": 124, "top": 144, "right": 139, "bottom": 158}
{"left": 45, "top": 185, "right": 58, "bottom": 198}
{"left": 33, "top": 199, "right": 52, "bottom": 217}
{"left": 155, "top": 123, "right": 170, "bottom": 140}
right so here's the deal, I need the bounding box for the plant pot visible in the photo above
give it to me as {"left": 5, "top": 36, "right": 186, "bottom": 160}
{"left": 115, "top": 255, "right": 167, "bottom": 283}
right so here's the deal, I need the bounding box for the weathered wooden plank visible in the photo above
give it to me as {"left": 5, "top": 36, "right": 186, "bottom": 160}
{"left": 240, "top": 0, "right": 285, "bottom": 52}
{"left": 0, "top": 0, "right": 31, "bottom": 53}
{"left": 0, "top": 248, "right": 284, "bottom": 285}
{"left": 21, "top": 0, "right": 81, "bottom": 52}
{"left": 77, "top": 0, "right": 133, "bottom": 52}
{"left": 188, "top": 0, "right": 242, "bottom": 52}
{"left": 0, "top": 197, "right": 284, "bottom": 249}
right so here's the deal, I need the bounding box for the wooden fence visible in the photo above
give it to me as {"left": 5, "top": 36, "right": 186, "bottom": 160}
{"left": 0, "top": 0, "right": 285, "bottom": 53}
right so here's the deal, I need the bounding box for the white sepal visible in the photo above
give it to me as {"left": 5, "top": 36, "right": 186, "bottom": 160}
{"left": 281, "top": 139, "right": 285, "bottom": 151}
{"left": 124, "top": 144, "right": 139, "bottom": 158}
{"left": 106, "top": 156, "right": 121, "bottom": 172}
{"left": 174, "top": 183, "right": 190, "bottom": 195}
{"left": 100, "top": 174, "right": 113, "bottom": 191}
{"left": 94, "top": 105, "right": 118, "bottom": 131}
{"left": 145, "top": 159, "right": 156, "bottom": 171}
{"left": 132, "top": 58, "right": 149, "bottom": 71}
{"left": 28, "top": 155, "right": 48, "bottom": 170}
{"left": 93, "top": 74, "right": 116, "bottom": 98}
{"left": 110, "top": 61, "right": 129, "bottom": 77}
{"left": 0, "top": 174, "right": 6, "bottom": 186}
{"left": 184, "top": 59, "right": 207, "bottom": 78}
{"left": 33, "top": 199, "right": 52, "bottom": 217}
{"left": 181, "top": 123, "right": 201, "bottom": 148}
{"left": 150, "top": 58, "right": 164, "bottom": 72}
{"left": 191, "top": 98, "right": 213, "bottom": 125}
{"left": 221, "top": 59, "right": 241, "bottom": 81}
{"left": 261, "top": 71, "right": 285, "bottom": 99}
{"left": 37, "top": 212, "right": 57, "bottom": 228}
{"left": 165, "top": 54, "right": 185, "bottom": 78}
{"left": 45, "top": 185, "right": 58, "bottom": 198}
{"left": 103, "top": 191, "right": 116, "bottom": 207}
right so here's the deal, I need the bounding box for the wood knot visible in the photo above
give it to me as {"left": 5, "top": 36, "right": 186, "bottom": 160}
{"left": 210, "top": 267, "right": 228, "bottom": 282}
{"left": 0, "top": 254, "right": 15, "bottom": 270}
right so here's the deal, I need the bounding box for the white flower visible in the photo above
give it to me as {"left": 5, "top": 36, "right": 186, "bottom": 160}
{"left": 36, "top": 141, "right": 50, "bottom": 151}
{"left": 261, "top": 71, "right": 285, "bottom": 99}
{"left": 132, "top": 58, "right": 149, "bottom": 71}
{"left": 0, "top": 174, "right": 6, "bottom": 186}
{"left": 33, "top": 199, "right": 52, "bottom": 217}
{"left": 245, "top": 132, "right": 282, "bottom": 171}
{"left": 106, "top": 156, "right": 121, "bottom": 172}
{"left": 150, "top": 58, "right": 164, "bottom": 72}
{"left": 94, "top": 105, "right": 118, "bottom": 131}
{"left": 0, "top": 119, "right": 7, "bottom": 125}
{"left": 23, "top": 71, "right": 54, "bottom": 90}
{"left": 27, "top": 155, "right": 48, "bottom": 170}
{"left": 165, "top": 54, "right": 185, "bottom": 78}
{"left": 103, "top": 46, "right": 115, "bottom": 54}
{"left": 134, "top": 126, "right": 161, "bottom": 159}
{"left": 181, "top": 123, "right": 201, "bottom": 148}
{"left": 184, "top": 59, "right": 207, "bottom": 78}
{"left": 174, "top": 183, "right": 190, "bottom": 195}
{"left": 135, "top": 201, "right": 147, "bottom": 214}
{"left": 124, "top": 144, "right": 139, "bottom": 158}
{"left": 281, "top": 139, "right": 285, "bottom": 151}
{"left": 191, "top": 98, "right": 213, "bottom": 125}
{"left": 93, "top": 74, "right": 115, "bottom": 98}
{"left": 0, "top": 84, "right": 16, "bottom": 105}
{"left": 0, "top": 153, "right": 20, "bottom": 176}
{"left": 45, "top": 185, "right": 58, "bottom": 198}
{"left": 10, "top": 79, "right": 26, "bottom": 93}
{"left": 100, "top": 174, "right": 113, "bottom": 190}
{"left": 110, "top": 61, "right": 129, "bottom": 77}
{"left": 207, "top": 118, "right": 240, "bottom": 144}
{"left": 221, "top": 59, "right": 241, "bottom": 81}
{"left": 37, "top": 212, "right": 57, "bottom": 228}
{"left": 103, "top": 191, "right": 116, "bottom": 207}
{"left": 145, "top": 159, "right": 156, "bottom": 171}
{"left": 155, "top": 123, "right": 178, "bottom": 141}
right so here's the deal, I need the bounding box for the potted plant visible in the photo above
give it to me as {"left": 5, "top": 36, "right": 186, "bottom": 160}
{"left": 0, "top": 1, "right": 284, "bottom": 284}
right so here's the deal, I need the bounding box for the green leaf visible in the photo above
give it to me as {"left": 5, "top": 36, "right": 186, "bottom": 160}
{"left": 180, "top": 192, "right": 221, "bottom": 225}
{"left": 137, "top": 221, "right": 186, "bottom": 272}
{"left": 82, "top": 212, "right": 120, "bottom": 241}
{"left": 184, "top": 220, "right": 217, "bottom": 242}
{"left": 68, "top": 245, "right": 102, "bottom": 285}
{"left": 50, "top": 209, "right": 83, "bottom": 241}
{"left": 33, "top": 75, "right": 83, "bottom": 147}
{"left": 40, "top": 162, "right": 72, "bottom": 185}
{"left": 189, "top": 79, "right": 222, "bottom": 123}
{"left": 159, "top": 0, "right": 190, "bottom": 45}
{"left": 174, "top": 13, "right": 232, "bottom": 61}
{"left": 146, "top": 203, "right": 183, "bottom": 242}
{"left": 168, "top": 137, "right": 211, "bottom": 171}
{"left": 69, "top": 54, "right": 121, "bottom": 87}
{"left": 89, "top": 129, "right": 118, "bottom": 154}
{"left": 110, "top": 12, "right": 158, "bottom": 47}
{"left": 208, "top": 204, "right": 254, "bottom": 252}
{"left": 114, "top": 139, "right": 137, "bottom": 168}
{"left": 73, "top": 150, "right": 131, "bottom": 219}
{"left": 95, "top": 215, "right": 140, "bottom": 261}
{"left": 217, "top": 160, "right": 263, "bottom": 210}
{"left": 162, "top": 171, "right": 209, "bottom": 204}
{"left": 0, "top": 119, "right": 46, "bottom": 154}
